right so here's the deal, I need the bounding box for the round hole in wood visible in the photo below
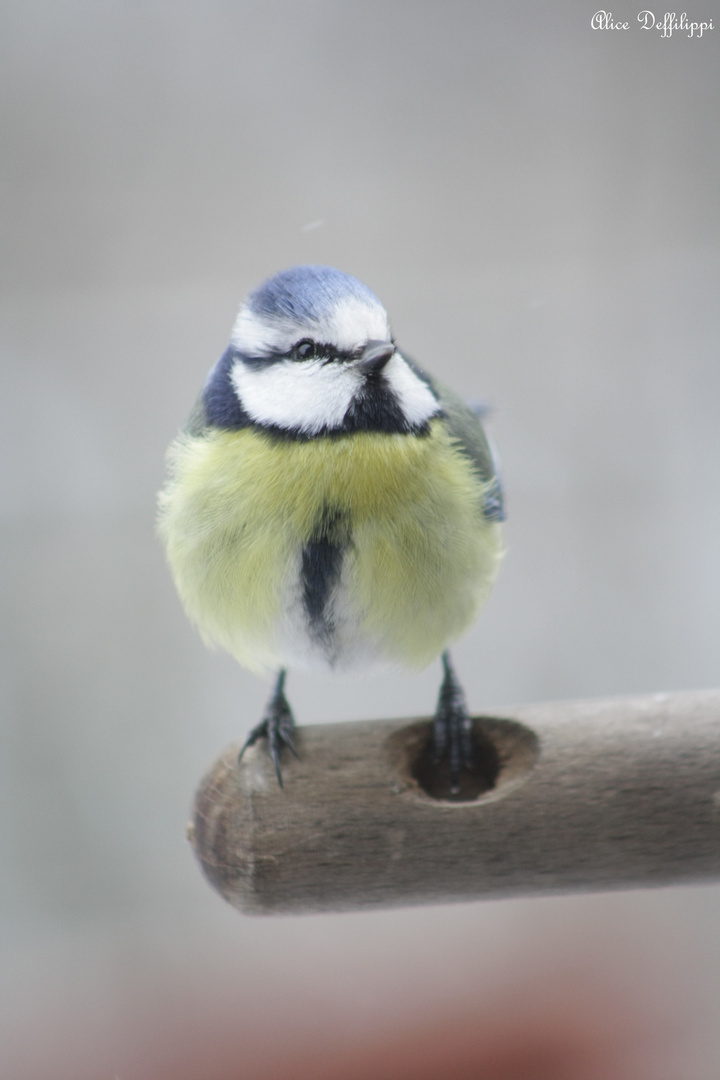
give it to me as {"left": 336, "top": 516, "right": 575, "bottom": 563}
{"left": 386, "top": 717, "right": 540, "bottom": 804}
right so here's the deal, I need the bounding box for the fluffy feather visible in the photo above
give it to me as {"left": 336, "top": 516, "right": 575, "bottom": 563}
{"left": 158, "top": 421, "right": 503, "bottom": 675}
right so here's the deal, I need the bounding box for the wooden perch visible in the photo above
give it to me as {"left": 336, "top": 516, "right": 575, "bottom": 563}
{"left": 188, "top": 689, "right": 720, "bottom": 915}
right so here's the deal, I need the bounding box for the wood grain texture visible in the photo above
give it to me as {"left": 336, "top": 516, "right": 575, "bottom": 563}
{"left": 189, "top": 689, "right": 720, "bottom": 914}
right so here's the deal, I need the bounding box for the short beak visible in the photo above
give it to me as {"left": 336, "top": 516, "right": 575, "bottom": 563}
{"left": 355, "top": 340, "right": 395, "bottom": 376}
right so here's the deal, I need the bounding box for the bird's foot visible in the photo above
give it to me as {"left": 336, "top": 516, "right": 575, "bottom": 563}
{"left": 432, "top": 652, "right": 474, "bottom": 794}
{"left": 238, "top": 670, "right": 298, "bottom": 787}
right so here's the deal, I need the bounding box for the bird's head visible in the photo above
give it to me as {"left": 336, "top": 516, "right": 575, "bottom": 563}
{"left": 203, "top": 266, "right": 440, "bottom": 437}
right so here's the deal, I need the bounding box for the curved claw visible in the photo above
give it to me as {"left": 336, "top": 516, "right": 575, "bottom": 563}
{"left": 238, "top": 670, "right": 298, "bottom": 787}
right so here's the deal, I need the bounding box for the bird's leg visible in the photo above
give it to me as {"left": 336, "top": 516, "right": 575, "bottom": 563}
{"left": 238, "top": 669, "right": 298, "bottom": 787}
{"left": 432, "top": 651, "right": 474, "bottom": 793}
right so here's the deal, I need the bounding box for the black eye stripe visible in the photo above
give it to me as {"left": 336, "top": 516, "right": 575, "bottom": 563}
{"left": 291, "top": 339, "right": 354, "bottom": 363}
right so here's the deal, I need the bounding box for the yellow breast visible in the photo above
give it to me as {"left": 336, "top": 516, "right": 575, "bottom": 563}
{"left": 158, "top": 420, "right": 503, "bottom": 674}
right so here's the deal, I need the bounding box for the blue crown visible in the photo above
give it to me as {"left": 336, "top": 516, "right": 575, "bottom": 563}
{"left": 247, "top": 265, "right": 382, "bottom": 324}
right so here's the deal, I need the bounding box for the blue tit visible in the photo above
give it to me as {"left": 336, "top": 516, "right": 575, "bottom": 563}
{"left": 158, "top": 265, "right": 504, "bottom": 790}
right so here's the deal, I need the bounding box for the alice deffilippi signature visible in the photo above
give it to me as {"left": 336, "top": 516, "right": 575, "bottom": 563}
{"left": 591, "top": 10, "right": 714, "bottom": 36}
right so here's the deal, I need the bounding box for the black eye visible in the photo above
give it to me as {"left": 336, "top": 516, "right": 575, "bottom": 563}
{"left": 294, "top": 339, "right": 319, "bottom": 361}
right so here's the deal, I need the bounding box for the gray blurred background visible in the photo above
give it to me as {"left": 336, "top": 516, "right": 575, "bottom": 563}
{"left": 1, "top": 1, "right": 719, "bottom": 1076}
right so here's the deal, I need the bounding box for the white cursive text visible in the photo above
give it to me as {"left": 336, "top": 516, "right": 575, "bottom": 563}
{"left": 591, "top": 9, "right": 714, "bottom": 35}
{"left": 637, "top": 10, "right": 714, "bottom": 36}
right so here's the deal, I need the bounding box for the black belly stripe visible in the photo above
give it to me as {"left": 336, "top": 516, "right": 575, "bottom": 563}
{"left": 301, "top": 508, "right": 349, "bottom": 644}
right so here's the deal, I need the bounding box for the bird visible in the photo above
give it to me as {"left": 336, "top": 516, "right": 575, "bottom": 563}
{"left": 158, "top": 265, "right": 504, "bottom": 791}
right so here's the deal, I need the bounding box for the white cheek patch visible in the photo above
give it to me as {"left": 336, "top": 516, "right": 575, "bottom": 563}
{"left": 231, "top": 359, "right": 363, "bottom": 434}
{"left": 231, "top": 352, "right": 440, "bottom": 434}
{"left": 384, "top": 354, "right": 441, "bottom": 426}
